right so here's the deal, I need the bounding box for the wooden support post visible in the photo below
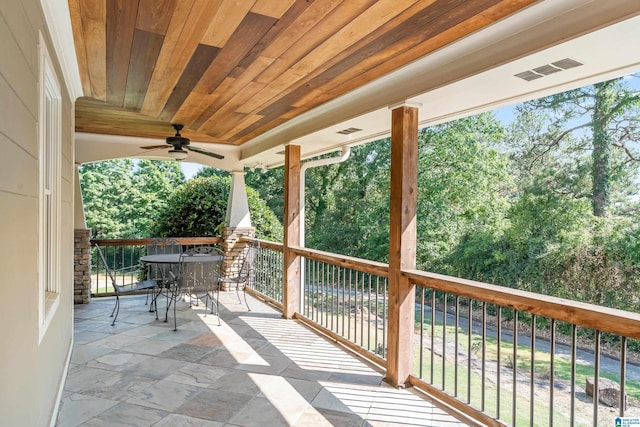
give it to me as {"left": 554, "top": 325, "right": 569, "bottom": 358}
{"left": 386, "top": 104, "right": 419, "bottom": 387}
{"left": 283, "top": 144, "right": 301, "bottom": 318}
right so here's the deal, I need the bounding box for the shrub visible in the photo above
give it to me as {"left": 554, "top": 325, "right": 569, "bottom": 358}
{"left": 151, "top": 176, "right": 283, "bottom": 240}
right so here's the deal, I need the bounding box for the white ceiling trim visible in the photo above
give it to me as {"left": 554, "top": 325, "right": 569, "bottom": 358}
{"left": 39, "top": 0, "right": 82, "bottom": 101}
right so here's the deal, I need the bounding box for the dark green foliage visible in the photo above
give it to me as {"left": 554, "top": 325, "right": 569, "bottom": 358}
{"left": 245, "top": 167, "right": 285, "bottom": 222}
{"left": 304, "top": 139, "right": 391, "bottom": 262}
{"left": 194, "top": 167, "right": 230, "bottom": 179}
{"left": 80, "top": 159, "right": 185, "bottom": 238}
{"left": 417, "top": 114, "right": 511, "bottom": 273}
{"left": 151, "top": 176, "right": 282, "bottom": 240}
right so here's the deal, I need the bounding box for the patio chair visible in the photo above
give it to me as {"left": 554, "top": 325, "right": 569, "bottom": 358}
{"left": 166, "top": 246, "right": 224, "bottom": 330}
{"left": 94, "top": 244, "right": 158, "bottom": 326}
{"left": 221, "top": 242, "right": 258, "bottom": 311}
{"left": 144, "top": 238, "right": 181, "bottom": 305}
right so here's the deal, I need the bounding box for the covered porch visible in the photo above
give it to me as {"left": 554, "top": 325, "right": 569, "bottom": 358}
{"left": 59, "top": 292, "right": 467, "bottom": 426}
{"left": 3, "top": 0, "right": 640, "bottom": 425}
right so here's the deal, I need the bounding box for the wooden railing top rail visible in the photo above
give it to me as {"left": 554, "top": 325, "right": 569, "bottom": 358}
{"left": 242, "top": 237, "right": 283, "bottom": 251}
{"left": 404, "top": 269, "right": 640, "bottom": 341}
{"left": 240, "top": 238, "right": 388, "bottom": 277}
{"left": 90, "top": 237, "right": 222, "bottom": 246}
{"left": 289, "top": 246, "right": 389, "bottom": 278}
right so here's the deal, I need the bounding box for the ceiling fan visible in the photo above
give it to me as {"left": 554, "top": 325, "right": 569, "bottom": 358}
{"left": 140, "top": 124, "right": 224, "bottom": 161}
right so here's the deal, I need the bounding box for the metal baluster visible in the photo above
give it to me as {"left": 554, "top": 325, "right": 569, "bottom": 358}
{"left": 570, "top": 324, "right": 577, "bottom": 427}
{"left": 513, "top": 310, "right": 518, "bottom": 427}
{"left": 443, "top": 292, "right": 447, "bottom": 391}
{"left": 359, "top": 271, "right": 364, "bottom": 348}
{"left": 321, "top": 262, "right": 325, "bottom": 327}
{"left": 620, "top": 336, "right": 627, "bottom": 417}
{"left": 497, "top": 306, "right": 502, "bottom": 419}
{"left": 341, "top": 267, "right": 346, "bottom": 338}
{"left": 593, "top": 330, "right": 600, "bottom": 427}
{"left": 467, "top": 299, "right": 472, "bottom": 404}
{"left": 419, "top": 287, "right": 425, "bottom": 378}
{"left": 375, "top": 276, "right": 380, "bottom": 357}
{"left": 367, "top": 274, "right": 372, "bottom": 353}
{"left": 455, "top": 295, "right": 460, "bottom": 398}
{"left": 347, "top": 269, "right": 352, "bottom": 342}
{"left": 382, "top": 277, "right": 387, "bottom": 359}
{"left": 431, "top": 289, "right": 436, "bottom": 384}
{"left": 304, "top": 259, "right": 309, "bottom": 317}
{"left": 550, "top": 319, "right": 556, "bottom": 427}
{"left": 482, "top": 302, "right": 486, "bottom": 411}
{"left": 530, "top": 314, "right": 536, "bottom": 427}
{"left": 331, "top": 264, "right": 336, "bottom": 332}
{"left": 313, "top": 260, "right": 318, "bottom": 322}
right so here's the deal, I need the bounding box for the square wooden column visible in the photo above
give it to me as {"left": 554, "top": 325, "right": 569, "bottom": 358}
{"left": 386, "top": 104, "right": 419, "bottom": 387}
{"left": 283, "top": 144, "right": 301, "bottom": 318}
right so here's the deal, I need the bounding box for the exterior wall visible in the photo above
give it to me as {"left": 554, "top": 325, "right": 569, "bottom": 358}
{"left": 0, "top": 0, "right": 74, "bottom": 425}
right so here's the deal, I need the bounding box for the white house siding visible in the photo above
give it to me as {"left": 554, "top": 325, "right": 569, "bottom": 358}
{"left": 0, "top": 0, "right": 74, "bottom": 425}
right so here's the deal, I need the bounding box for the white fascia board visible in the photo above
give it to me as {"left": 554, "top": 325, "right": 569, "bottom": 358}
{"left": 40, "top": 0, "right": 82, "bottom": 101}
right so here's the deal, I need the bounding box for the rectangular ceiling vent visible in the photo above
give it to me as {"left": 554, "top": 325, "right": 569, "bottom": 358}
{"left": 514, "top": 70, "right": 544, "bottom": 81}
{"left": 337, "top": 127, "right": 362, "bottom": 135}
{"left": 552, "top": 58, "right": 583, "bottom": 70}
{"left": 515, "top": 58, "right": 583, "bottom": 82}
{"left": 533, "top": 64, "right": 562, "bottom": 76}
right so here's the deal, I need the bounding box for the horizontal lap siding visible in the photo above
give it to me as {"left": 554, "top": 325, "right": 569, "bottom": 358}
{"left": 0, "top": 0, "right": 75, "bottom": 425}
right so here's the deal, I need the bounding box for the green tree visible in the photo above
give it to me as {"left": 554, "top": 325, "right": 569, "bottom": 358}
{"left": 132, "top": 160, "right": 185, "bottom": 236}
{"left": 198, "top": 166, "right": 285, "bottom": 223}
{"left": 510, "top": 75, "right": 640, "bottom": 217}
{"left": 305, "top": 140, "right": 391, "bottom": 261}
{"left": 151, "top": 176, "right": 282, "bottom": 240}
{"left": 245, "top": 167, "right": 285, "bottom": 222}
{"left": 80, "top": 159, "right": 185, "bottom": 238}
{"left": 417, "top": 114, "right": 511, "bottom": 272}
{"left": 194, "top": 167, "right": 229, "bottom": 179}
{"left": 80, "top": 159, "right": 138, "bottom": 238}
{"left": 302, "top": 113, "right": 510, "bottom": 266}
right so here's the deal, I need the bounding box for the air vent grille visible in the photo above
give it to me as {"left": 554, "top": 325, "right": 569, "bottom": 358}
{"left": 533, "top": 64, "right": 562, "bottom": 76}
{"left": 515, "top": 58, "right": 583, "bottom": 82}
{"left": 337, "top": 127, "right": 362, "bottom": 135}
{"left": 514, "top": 70, "right": 543, "bottom": 81}
{"left": 552, "top": 58, "right": 583, "bottom": 70}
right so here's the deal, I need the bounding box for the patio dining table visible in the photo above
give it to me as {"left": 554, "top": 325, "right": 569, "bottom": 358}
{"left": 140, "top": 252, "right": 224, "bottom": 329}
{"left": 139, "top": 252, "right": 224, "bottom": 293}
{"left": 140, "top": 253, "right": 222, "bottom": 264}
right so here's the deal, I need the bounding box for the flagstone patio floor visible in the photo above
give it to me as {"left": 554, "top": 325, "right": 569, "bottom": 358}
{"left": 57, "top": 291, "right": 470, "bottom": 426}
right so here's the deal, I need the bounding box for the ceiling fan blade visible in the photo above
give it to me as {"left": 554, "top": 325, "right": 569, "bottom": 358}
{"left": 140, "top": 144, "right": 168, "bottom": 150}
{"left": 186, "top": 145, "right": 224, "bottom": 159}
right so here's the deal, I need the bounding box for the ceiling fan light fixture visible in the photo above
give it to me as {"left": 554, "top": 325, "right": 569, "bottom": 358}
{"left": 168, "top": 148, "right": 188, "bottom": 161}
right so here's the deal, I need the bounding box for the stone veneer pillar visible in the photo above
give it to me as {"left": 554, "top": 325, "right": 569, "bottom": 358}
{"left": 220, "top": 226, "right": 255, "bottom": 291}
{"left": 74, "top": 229, "right": 92, "bottom": 304}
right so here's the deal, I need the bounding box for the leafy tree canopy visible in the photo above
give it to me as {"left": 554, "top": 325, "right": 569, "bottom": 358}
{"left": 506, "top": 74, "right": 640, "bottom": 217}
{"left": 80, "top": 159, "right": 185, "bottom": 238}
{"left": 151, "top": 175, "right": 283, "bottom": 240}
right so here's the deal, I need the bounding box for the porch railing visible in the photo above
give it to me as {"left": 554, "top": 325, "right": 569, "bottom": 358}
{"left": 88, "top": 237, "right": 640, "bottom": 426}
{"left": 89, "top": 237, "right": 221, "bottom": 296}
{"left": 245, "top": 238, "right": 284, "bottom": 307}
{"left": 405, "top": 270, "right": 640, "bottom": 427}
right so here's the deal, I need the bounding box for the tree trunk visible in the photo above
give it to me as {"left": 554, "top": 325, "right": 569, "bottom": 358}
{"left": 591, "top": 82, "right": 615, "bottom": 217}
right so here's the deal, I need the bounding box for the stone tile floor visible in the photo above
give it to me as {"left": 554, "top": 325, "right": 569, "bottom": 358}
{"left": 57, "top": 291, "right": 469, "bottom": 426}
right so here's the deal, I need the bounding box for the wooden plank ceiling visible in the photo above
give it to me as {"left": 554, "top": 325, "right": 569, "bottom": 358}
{"left": 70, "top": 0, "right": 537, "bottom": 146}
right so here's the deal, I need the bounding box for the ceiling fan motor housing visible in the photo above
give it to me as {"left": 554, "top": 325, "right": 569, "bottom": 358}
{"left": 166, "top": 135, "right": 190, "bottom": 149}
